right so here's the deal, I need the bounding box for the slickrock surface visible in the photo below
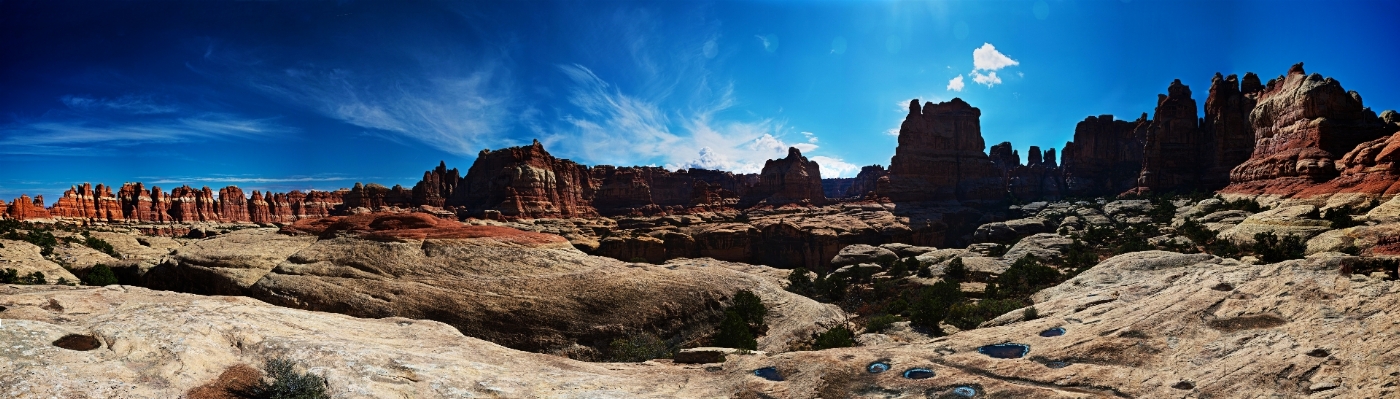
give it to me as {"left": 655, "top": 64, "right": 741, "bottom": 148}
{"left": 145, "top": 213, "right": 845, "bottom": 356}
{"left": 8, "top": 249, "right": 1397, "bottom": 398}
{"left": 0, "top": 239, "right": 78, "bottom": 282}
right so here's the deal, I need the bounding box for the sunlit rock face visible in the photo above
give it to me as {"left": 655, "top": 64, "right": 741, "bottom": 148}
{"left": 1223, "top": 63, "right": 1399, "bottom": 203}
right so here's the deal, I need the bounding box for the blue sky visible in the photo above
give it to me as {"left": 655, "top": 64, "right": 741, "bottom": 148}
{"left": 2, "top": 0, "right": 1398, "bottom": 201}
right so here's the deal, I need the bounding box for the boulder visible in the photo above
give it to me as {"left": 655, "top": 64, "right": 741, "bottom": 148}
{"left": 1002, "top": 233, "right": 1074, "bottom": 263}
{"left": 830, "top": 244, "right": 897, "bottom": 267}
{"left": 1218, "top": 205, "right": 1333, "bottom": 245}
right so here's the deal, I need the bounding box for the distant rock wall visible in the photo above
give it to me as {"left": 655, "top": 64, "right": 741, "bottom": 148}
{"left": 878, "top": 99, "right": 1004, "bottom": 205}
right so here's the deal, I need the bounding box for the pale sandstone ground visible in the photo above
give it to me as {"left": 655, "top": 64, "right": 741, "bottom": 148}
{"left": 6, "top": 249, "right": 1400, "bottom": 398}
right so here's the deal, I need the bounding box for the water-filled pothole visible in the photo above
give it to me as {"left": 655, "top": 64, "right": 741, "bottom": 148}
{"left": 1171, "top": 381, "right": 1195, "bottom": 390}
{"left": 901, "top": 368, "right": 935, "bottom": 379}
{"left": 951, "top": 386, "right": 979, "bottom": 397}
{"left": 753, "top": 366, "right": 784, "bottom": 381}
{"left": 867, "top": 361, "right": 890, "bottom": 374}
{"left": 1306, "top": 349, "right": 1330, "bottom": 357}
{"left": 977, "top": 343, "right": 1029, "bottom": 359}
{"left": 53, "top": 334, "right": 101, "bottom": 351}
{"left": 1038, "top": 327, "right": 1065, "bottom": 337}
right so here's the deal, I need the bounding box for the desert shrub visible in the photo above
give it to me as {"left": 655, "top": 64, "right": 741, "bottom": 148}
{"left": 888, "top": 257, "right": 915, "bottom": 278}
{"left": 909, "top": 280, "right": 964, "bottom": 336}
{"left": 4, "top": 229, "right": 59, "bottom": 256}
{"left": 864, "top": 314, "right": 900, "bottom": 333}
{"left": 83, "top": 264, "right": 119, "bottom": 286}
{"left": 811, "top": 325, "right": 855, "bottom": 349}
{"left": 883, "top": 297, "right": 909, "bottom": 316}
{"left": 916, "top": 263, "right": 932, "bottom": 278}
{"left": 729, "top": 290, "right": 767, "bottom": 328}
{"left": 246, "top": 358, "right": 329, "bottom": 399}
{"left": 1198, "top": 196, "right": 1265, "bottom": 216}
{"left": 1323, "top": 205, "right": 1358, "bottom": 229}
{"left": 607, "top": 333, "right": 672, "bottom": 362}
{"left": 82, "top": 233, "right": 119, "bottom": 257}
{"left": 945, "top": 298, "right": 1025, "bottom": 330}
{"left": 814, "top": 272, "right": 848, "bottom": 303}
{"left": 0, "top": 268, "right": 18, "bottom": 284}
{"left": 1177, "top": 219, "right": 1216, "bottom": 245}
{"left": 1082, "top": 224, "right": 1115, "bottom": 245}
{"left": 1253, "top": 232, "right": 1306, "bottom": 263}
{"left": 985, "top": 244, "right": 1009, "bottom": 257}
{"left": 1023, "top": 306, "right": 1039, "bottom": 321}
{"left": 712, "top": 310, "right": 757, "bottom": 350}
{"left": 5, "top": 270, "right": 47, "bottom": 285}
{"left": 628, "top": 257, "right": 647, "bottom": 263}
{"left": 943, "top": 257, "right": 968, "bottom": 282}
{"left": 1063, "top": 240, "right": 1098, "bottom": 271}
{"left": 987, "top": 257, "right": 1061, "bottom": 299}
{"left": 1149, "top": 196, "right": 1177, "bottom": 224}
{"left": 785, "top": 268, "right": 815, "bottom": 297}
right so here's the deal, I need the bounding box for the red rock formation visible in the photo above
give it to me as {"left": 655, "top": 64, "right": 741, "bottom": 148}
{"left": 294, "top": 190, "right": 344, "bottom": 220}
{"left": 5, "top": 195, "right": 51, "bottom": 220}
{"left": 451, "top": 140, "right": 598, "bottom": 219}
{"left": 988, "top": 142, "right": 1020, "bottom": 176}
{"left": 845, "top": 165, "right": 886, "bottom": 199}
{"left": 1132, "top": 79, "right": 1206, "bottom": 194}
{"left": 1061, "top": 114, "right": 1150, "bottom": 197}
{"left": 344, "top": 183, "right": 412, "bottom": 210}
{"left": 1201, "top": 73, "right": 1262, "bottom": 189}
{"left": 821, "top": 178, "right": 854, "bottom": 199}
{"left": 217, "top": 186, "right": 249, "bottom": 223}
{"left": 743, "top": 147, "right": 827, "bottom": 207}
{"left": 1008, "top": 146, "right": 1063, "bottom": 202}
{"left": 1224, "top": 63, "right": 1397, "bottom": 199}
{"left": 591, "top": 166, "right": 656, "bottom": 212}
{"left": 166, "top": 186, "right": 218, "bottom": 222}
{"left": 412, "top": 161, "right": 460, "bottom": 207}
{"left": 248, "top": 190, "right": 273, "bottom": 224}
{"left": 49, "top": 183, "right": 97, "bottom": 220}
{"left": 149, "top": 186, "right": 172, "bottom": 223}
{"left": 118, "top": 183, "right": 166, "bottom": 222}
{"left": 878, "top": 98, "right": 1003, "bottom": 205}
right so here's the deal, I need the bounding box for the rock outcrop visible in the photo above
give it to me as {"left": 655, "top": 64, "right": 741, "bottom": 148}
{"left": 4, "top": 194, "right": 51, "bottom": 220}
{"left": 742, "top": 147, "right": 826, "bottom": 207}
{"left": 342, "top": 183, "right": 413, "bottom": 210}
{"left": 1201, "top": 72, "right": 1263, "bottom": 189}
{"left": 48, "top": 183, "right": 120, "bottom": 221}
{"left": 141, "top": 213, "right": 845, "bottom": 356}
{"left": 1061, "top": 114, "right": 1151, "bottom": 197}
{"left": 878, "top": 98, "right": 1003, "bottom": 205}
{"left": 1224, "top": 63, "right": 1398, "bottom": 203}
{"left": 411, "top": 161, "right": 461, "bottom": 207}
{"left": 452, "top": 140, "right": 599, "bottom": 219}
{"left": 1132, "top": 79, "right": 1207, "bottom": 194}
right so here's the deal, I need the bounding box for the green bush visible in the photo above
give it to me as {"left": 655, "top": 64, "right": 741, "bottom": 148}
{"left": 712, "top": 310, "right": 757, "bottom": 350}
{"left": 785, "top": 268, "right": 815, "bottom": 297}
{"left": 83, "top": 233, "right": 119, "bottom": 258}
{"left": 863, "top": 314, "right": 900, "bottom": 333}
{"left": 1252, "top": 232, "right": 1306, "bottom": 263}
{"left": 1063, "top": 240, "right": 1098, "bottom": 271}
{"left": 988, "top": 257, "right": 1061, "bottom": 299}
{"left": 945, "top": 298, "right": 1025, "bottom": 330}
{"left": 883, "top": 297, "right": 909, "bottom": 316}
{"left": 246, "top": 358, "right": 328, "bottom": 399}
{"left": 83, "top": 264, "right": 119, "bottom": 286}
{"left": 943, "top": 257, "right": 968, "bottom": 281}
{"left": 916, "top": 263, "right": 932, "bottom": 278}
{"left": 729, "top": 290, "right": 767, "bottom": 327}
{"left": 4, "top": 229, "right": 59, "bottom": 257}
{"left": 0, "top": 268, "right": 18, "bottom": 284}
{"left": 812, "top": 325, "right": 855, "bottom": 349}
{"left": 887, "top": 257, "right": 911, "bottom": 278}
{"left": 814, "top": 272, "right": 848, "bottom": 302}
{"left": 1023, "top": 306, "right": 1039, "bottom": 320}
{"left": 909, "top": 280, "right": 964, "bottom": 336}
{"left": 1323, "top": 206, "right": 1358, "bottom": 229}
{"left": 1149, "top": 196, "right": 1177, "bottom": 224}
{"left": 607, "top": 333, "right": 672, "bottom": 362}
{"left": 3, "top": 269, "right": 47, "bottom": 285}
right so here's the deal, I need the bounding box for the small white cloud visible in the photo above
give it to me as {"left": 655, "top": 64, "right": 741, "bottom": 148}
{"left": 792, "top": 143, "right": 818, "bottom": 153}
{"left": 755, "top": 34, "right": 779, "bottom": 52}
{"left": 947, "top": 75, "right": 965, "bottom": 92}
{"left": 810, "top": 156, "right": 859, "bottom": 178}
{"left": 972, "top": 43, "right": 1019, "bottom": 71}
{"left": 885, "top": 127, "right": 900, "bottom": 136}
{"left": 972, "top": 71, "right": 1002, "bottom": 87}
{"left": 1018, "top": 71, "right": 1024, "bottom": 78}
{"left": 801, "top": 131, "right": 818, "bottom": 143}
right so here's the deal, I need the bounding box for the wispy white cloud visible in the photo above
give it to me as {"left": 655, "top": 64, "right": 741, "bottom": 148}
{"left": 972, "top": 43, "right": 1019, "bottom": 71}
{"left": 550, "top": 63, "right": 683, "bottom": 166}
{"left": 947, "top": 75, "right": 965, "bottom": 92}
{"left": 61, "top": 94, "right": 178, "bottom": 115}
{"left": 0, "top": 112, "right": 290, "bottom": 154}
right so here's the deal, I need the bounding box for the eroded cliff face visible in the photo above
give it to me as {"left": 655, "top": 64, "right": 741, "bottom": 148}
{"left": 452, "top": 140, "right": 599, "bottom": 219}
{"left": 1062, "top": 114, "right": 1150, "bottom": 197}
{"left": 1132, "top": 80, "right": 1207, "bottom": 194}
{"left": 1201, "top": 73, "right": 1263, "bottom": 189}
{"left": 878, "top": 98, "right": 1004, "bottom": 206}
{"left": 1223, "top": 63, "right": 1399, "bottom": 203}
